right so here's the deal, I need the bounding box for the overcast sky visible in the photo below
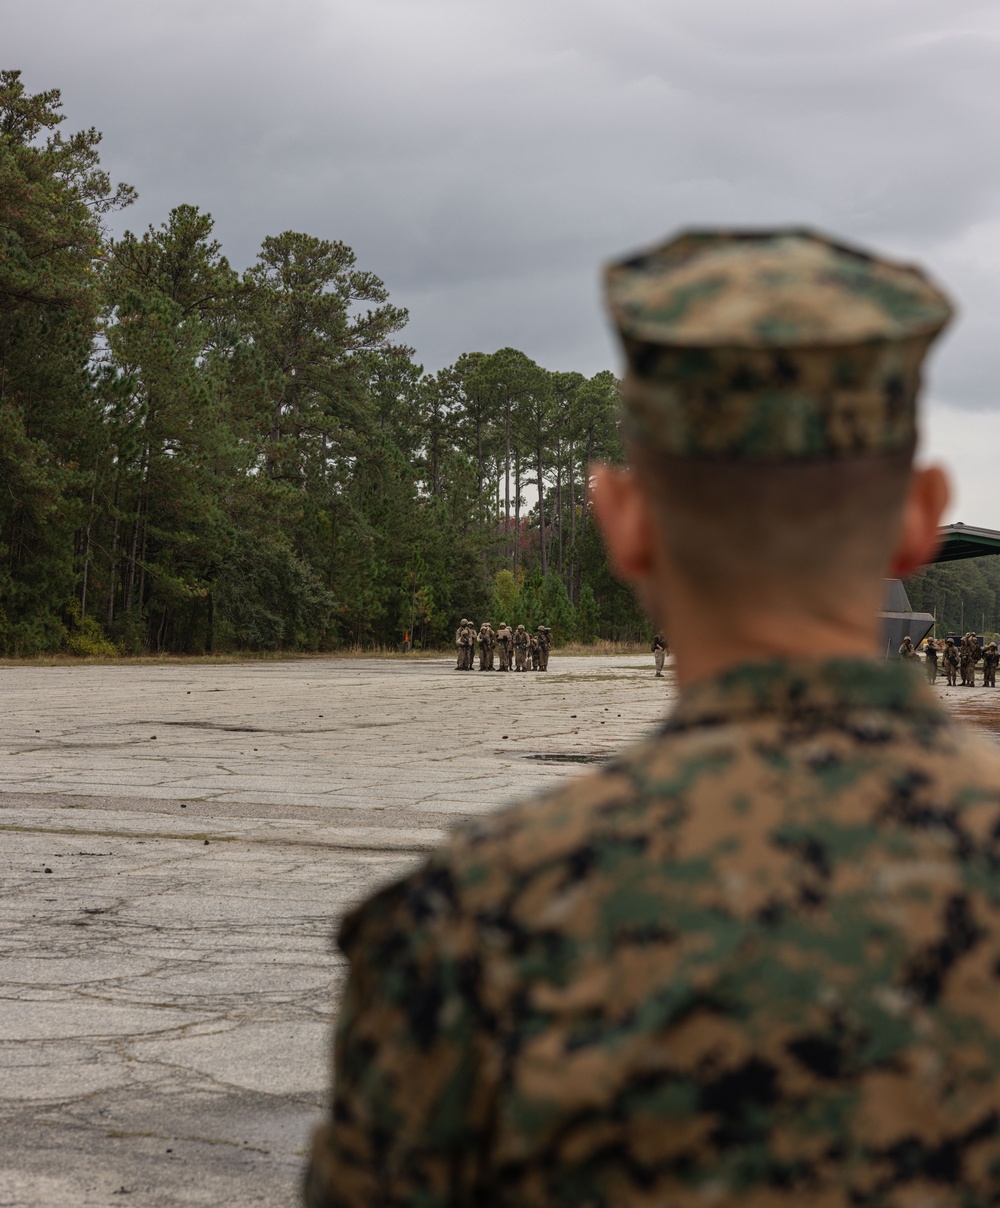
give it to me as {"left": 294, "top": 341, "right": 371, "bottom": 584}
{"left": 7, "top": 0, "right": 1000, "bottom": 523}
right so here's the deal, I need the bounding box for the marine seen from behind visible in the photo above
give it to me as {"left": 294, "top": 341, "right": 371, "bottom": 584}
{"left": 305, "top": 229, "right": 1000, "bottom": 1207}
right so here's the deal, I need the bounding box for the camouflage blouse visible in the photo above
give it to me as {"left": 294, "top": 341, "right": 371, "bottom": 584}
{"left": 305, "top": 658, "right": 1000, "bottom": 1207}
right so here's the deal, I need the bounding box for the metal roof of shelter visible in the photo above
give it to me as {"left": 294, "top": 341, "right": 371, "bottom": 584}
{"left": 935, "top": 523, "right": 1000, "bottom": 563}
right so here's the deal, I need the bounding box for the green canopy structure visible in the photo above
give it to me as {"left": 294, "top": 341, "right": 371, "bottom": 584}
{"left": 934, "top": 522, "right": 1000, "bottom": 564}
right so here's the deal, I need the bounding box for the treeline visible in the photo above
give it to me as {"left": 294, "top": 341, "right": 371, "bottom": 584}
{"left": 0, "top": 70, "right": 647, "bottom": 656}
{"left": 906, "top": 559, "right": 1000, "bottom": 638}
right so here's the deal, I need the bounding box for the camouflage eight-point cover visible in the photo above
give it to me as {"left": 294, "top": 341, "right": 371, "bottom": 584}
{"left": 605, "top": 229, "right": 953, "bottom": 461}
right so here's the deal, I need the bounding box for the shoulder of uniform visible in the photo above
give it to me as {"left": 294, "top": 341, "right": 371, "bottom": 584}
{"left": 337, "top": 849, "right": 465, "bottom": 957}
{"left": 440, "top": 734, "right": 686, "bottom": 884}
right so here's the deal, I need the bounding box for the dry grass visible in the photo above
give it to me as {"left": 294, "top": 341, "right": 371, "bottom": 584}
{"left": 0, "top": 640, "right": 652, "bottom": 668}
{"left": 0, "top": 650, "right": 318, "bottom": 668}
{"left": 557, "top": 640, "right": 651, "bottom": 657}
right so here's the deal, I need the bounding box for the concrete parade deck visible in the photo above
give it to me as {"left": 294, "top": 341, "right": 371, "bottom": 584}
{"left": 1, "top": 653, "right": 675, "bottom": 1206}
{"left": 4, "top": 656, "right": 998, "bottom": 1206}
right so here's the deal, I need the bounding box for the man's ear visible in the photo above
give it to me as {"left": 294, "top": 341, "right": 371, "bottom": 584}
{"left": 590, "top": 463, "right": 655, "bottom": 583}
{"left": 889, "top": 465, "right": 950, "bottom": 579}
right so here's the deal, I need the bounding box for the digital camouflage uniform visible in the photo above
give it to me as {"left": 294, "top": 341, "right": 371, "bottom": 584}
{"left": 897, "top": 636, "right": 915, "bottom": 660}
{"left": 306, "top": 659, "right": 1000, "bottom": 1208}
{"left": 537, "top": 627, "right": 551, "bottom": 672}
{"left": 305, "top": 230, "right": 988, "bottom": 1208}
{"left": 455, "top": 620, "right": 474, "bottom": 671}
{"left": 529, "top": 633, "right": 541, "bottom": 671}
{"left": 984, "top": 642, "right": 999, "bottom": 688}
{"left": 945, "top": 639, "right": 960, "bottom": 687}
{"left": 924, "top": 639, "right": 939, "bottom": 684}
{"left": 496, "top": 624, "right": 513, "bottom": 672}
{"left": 652, "top": 632, "right": 667, "bottom": 677}
{"left": 961, "top": 634, "right": 980, "bottom": 687}
{"left": 513, "top": 625, "right": 529, "bottom": 672}
{"left": 478, "top": 624, "right": 495, "bottom": 672}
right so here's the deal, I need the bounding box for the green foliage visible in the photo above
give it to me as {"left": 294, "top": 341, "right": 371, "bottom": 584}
{"left": 215, "top": 532, "right": 334, "bottom": 650}
{"left": 63, "top": 600, "right": 119, "bottom": 657}
{"left": 575, "top": 584, "right": 600, "bottom": 643}
{"left": 492, "top": 569, "right": 521, "bottom": 626}
{"left": 0, "top": 604, "right": 66, "bottom": 656}
{"left": 0, "top": 70, "right": 133, "bottom": 653}
{"left": 401, "top": 554, "right": 434, "bottom": 648}
{"left": 0, "top": 69, "right": 647, "bottom": 655}
{"left": 538, "top": 572, "right": 576, "bottom": 645}
{"left": 906, "top": 561, "right": 1000, "bottom": 635}
{"left": 517, "top": 568, "right": 543, "bottom": 632}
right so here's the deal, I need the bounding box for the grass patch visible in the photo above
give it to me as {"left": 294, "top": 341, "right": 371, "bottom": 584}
{"left": 0, "top": 642, "right": 651, "bottom": 667}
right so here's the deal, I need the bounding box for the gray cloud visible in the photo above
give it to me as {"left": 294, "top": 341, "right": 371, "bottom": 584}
{"left": 8, "top": 0, "right": 1000, "bottom": 407}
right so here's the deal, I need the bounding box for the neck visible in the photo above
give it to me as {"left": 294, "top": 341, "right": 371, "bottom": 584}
{"left": 661, "top": 584, "right": 884, "bottom": 691}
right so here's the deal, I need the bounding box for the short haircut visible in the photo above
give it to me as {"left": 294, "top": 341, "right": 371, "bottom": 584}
{"left": 629, "top": 441, "right": 915, "bottom": 602}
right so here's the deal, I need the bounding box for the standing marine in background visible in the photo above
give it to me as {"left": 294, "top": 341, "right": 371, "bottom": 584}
{"left": 454, "top": 619, "right": 474, "bottom": 671}
{"left": 536, "top": 626, "right": 551, "bottom": 671}
{"left": 652, "top": 632, "right": 667, "bottom": 676}
{"left": 513, "top": 624, "right": 529, "bottom": 671}
{"left": 961, "top": 632, "right": 980, "bottom": 686}
{"left": 924, "top": 637, "right": 939, "bottom": 684}
{"left": 529, "top": 631, "right": 541, "bottom": 671}
{"left": 985, "top": 641, "right": 999, "bottom": 687}
{"left": 477, "top": 621, "right": 495, "bottom": 671}
{"left": 496, "top": 623, "right": 513, "bottom": 671}
{"left": 898, "top": 635, "right": 915, "bottom": 659}
{"left": 463, "top": 619, "right": 477, "bottom": 670}
{"left": 945, "top": 636, "right": 960, "bottom": 685}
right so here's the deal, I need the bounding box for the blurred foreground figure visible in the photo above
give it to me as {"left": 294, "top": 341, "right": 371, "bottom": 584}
{"left": 305, "top": 230, "right": 1000, "bottom": 1207}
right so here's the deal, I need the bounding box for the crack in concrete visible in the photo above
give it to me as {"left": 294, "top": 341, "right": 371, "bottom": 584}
{"left": 0, "top": 653, "right": 674, "bottom": 1204}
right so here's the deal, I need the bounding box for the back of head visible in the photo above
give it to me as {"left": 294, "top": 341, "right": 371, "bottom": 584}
{"left": 605, "top": 228, "right": 952, "bottom": 609}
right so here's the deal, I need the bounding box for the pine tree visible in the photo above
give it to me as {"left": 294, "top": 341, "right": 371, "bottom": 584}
{"left": 0, "top": 70, "right": 133, "bottom": 653}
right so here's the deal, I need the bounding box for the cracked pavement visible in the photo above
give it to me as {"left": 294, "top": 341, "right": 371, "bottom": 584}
{"left": 0, "top": 653, "right": 674, "bottom": 1206}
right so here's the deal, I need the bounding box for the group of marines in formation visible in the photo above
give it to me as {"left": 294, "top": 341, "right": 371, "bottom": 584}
{"left": 901, "top": 632, "right": 1000, "bottom": 687}
{"left": 454, "top": 619, "right": 553, "bottom": 672}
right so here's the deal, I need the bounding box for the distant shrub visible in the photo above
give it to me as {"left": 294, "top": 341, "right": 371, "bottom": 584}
{"left": 63, "top": 601, "right": 120, "bottom": 657}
